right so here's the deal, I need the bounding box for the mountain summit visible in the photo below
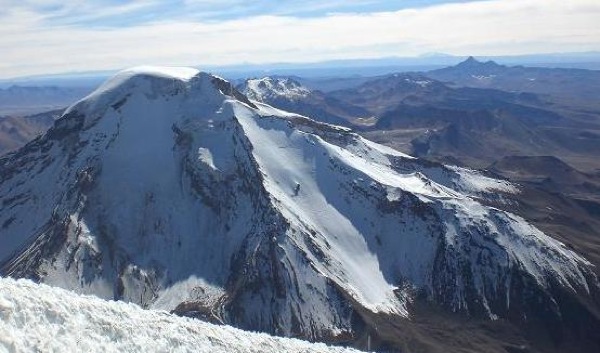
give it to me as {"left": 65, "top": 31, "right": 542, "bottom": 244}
{"left": 452, "top": 56, "right": 505, "bottom": 73}
{"left": 240, "top": 76, "right": 310, "bottom": 101}
{"left": 237, "top": 76, "right": 366, "bottom": 126}
{"left": 1, "top": 67, "right": 599, "bottom": 351}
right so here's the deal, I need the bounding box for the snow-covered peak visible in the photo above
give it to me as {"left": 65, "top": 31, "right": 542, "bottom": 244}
{"left": 64, "top": 66, "right": 254, "bottom": 129}
{"left": 241, "top": 77, "right": 311, "bottom": 101}
{"left": 83, "top": 66, "right": 201, "bottom": 102}
{"left": 116, "top": 65, "right": 200, "bottom": 81}
{"left": 453, "top": 56, "right": 505, "bottom": 73}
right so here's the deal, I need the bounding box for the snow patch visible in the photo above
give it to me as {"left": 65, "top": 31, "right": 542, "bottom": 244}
{"left": 404, "top": 78, "right": 431, "bottom": 87}
{"left": 198, "top": 147, "right": 218, "bottom": 170}
{"left": 471, "top": 74, "right": 496, "bottom": 80}
{"left": 449, "top": 165, "right": 518, "bottom": 194}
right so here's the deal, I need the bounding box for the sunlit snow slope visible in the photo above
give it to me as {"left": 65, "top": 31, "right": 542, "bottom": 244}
{"left": 0, "top": 277, "right": 359, "bottom": 353}
{"left": 0, "top": 66, "right": 597, "bottom": 348}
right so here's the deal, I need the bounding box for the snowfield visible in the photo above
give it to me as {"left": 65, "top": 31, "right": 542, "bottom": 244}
{"left": 0, "top": 277, "right": 361, "bottom": 353}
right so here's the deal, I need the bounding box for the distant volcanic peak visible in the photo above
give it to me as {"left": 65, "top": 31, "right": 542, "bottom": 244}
{"left": 456, "top": 56, "right": 503, "bottom": 70}
{"left": 463, "top": 56, "right": 479, "bottom": 64}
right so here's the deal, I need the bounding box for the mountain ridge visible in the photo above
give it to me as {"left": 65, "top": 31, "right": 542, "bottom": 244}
{"left": 427, "top": 57, "right": 600, "bottom": 106}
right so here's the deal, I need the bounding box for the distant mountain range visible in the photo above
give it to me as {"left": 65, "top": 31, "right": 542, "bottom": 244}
{"left": 428, "top": 56, "right": 600, "bottom": 107}
{"left": 0, "top": 109, "right": 61, "bottom": 154}
{"left": 2, "top": 51, "right": 599, "bottom": 89}
{"left": 0, "top": 85, "right": 92, "bottom": 116}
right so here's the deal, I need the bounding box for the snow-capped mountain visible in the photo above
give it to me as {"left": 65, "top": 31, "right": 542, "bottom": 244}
{"left": 241, "top": 77, "right": 311, "bottom": 102}
{"left": 238, "top": 77, "right": 367, "bottom": 126}
{"left": 0, "top": 277, "right": 359, "bottom": 353}
{"left": 0, "top": 67, "right": 598, "bottom": 351}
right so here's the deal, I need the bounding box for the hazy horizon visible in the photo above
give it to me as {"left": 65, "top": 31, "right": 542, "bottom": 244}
{"left": 2, "top": 0, "right": 599, "bottom": 80}
{"left": 2, "top": 51, "right": 600, "bottom": 85}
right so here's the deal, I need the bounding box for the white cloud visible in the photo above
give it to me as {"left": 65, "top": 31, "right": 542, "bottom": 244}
{"left": 1, "top": 0, "right": 599, "bottom": 78}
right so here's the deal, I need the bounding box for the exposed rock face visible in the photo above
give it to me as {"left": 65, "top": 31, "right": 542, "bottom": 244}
{"left": 1, "top": 67, "right": 598, "bottom": 351}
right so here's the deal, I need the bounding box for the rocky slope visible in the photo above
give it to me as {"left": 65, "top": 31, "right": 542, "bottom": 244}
{"left": 426, "top": 57, "right": 600, "bottom": 109}
{"left": 0, "top": 109, "right": 60, "bottom": 155}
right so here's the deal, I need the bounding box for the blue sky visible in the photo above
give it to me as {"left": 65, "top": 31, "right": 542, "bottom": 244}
{"left": 1, "top": 0, "right": 599, "bottom": 78}
{"left": 14, "top": 1, "right": 481, "bottom": 25}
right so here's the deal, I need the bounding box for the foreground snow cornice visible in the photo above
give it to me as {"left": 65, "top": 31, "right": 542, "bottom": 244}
{"left": 0, "top": 278, "right": 362, "bottom": 353}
